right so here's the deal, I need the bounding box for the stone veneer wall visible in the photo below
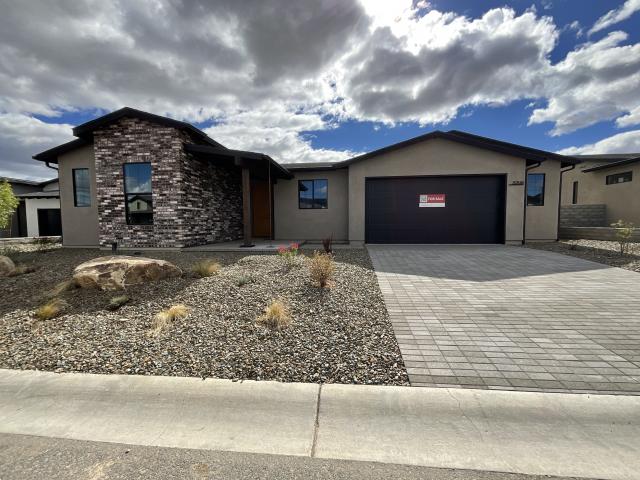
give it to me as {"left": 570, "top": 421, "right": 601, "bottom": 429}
{"left": 94, "top": 117, "right": 242, "bottom": 248}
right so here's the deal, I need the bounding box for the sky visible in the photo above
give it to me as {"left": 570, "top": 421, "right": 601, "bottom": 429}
{"left": 0, "top": 0, "right": 639, "bottom": 180}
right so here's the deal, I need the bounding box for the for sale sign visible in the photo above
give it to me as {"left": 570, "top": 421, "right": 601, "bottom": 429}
{"left": 419, "top": 193, "right": 446, "bottom": 207}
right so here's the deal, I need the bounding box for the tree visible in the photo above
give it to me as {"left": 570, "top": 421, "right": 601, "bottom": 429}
{"left": 0, "top": 180, "right": 19, "bottom": 230}
{"left": 610, "top": 219, "right": 635, "bottom": 256}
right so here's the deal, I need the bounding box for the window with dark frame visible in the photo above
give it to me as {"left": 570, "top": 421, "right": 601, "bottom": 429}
{"left": 606, "top": 171, "right": 632, "bottom": 185}
{"left": 572, "top": 181, "right": 578, "bottom": 205}
{"left": 298, "top": 179, "right": 328, "bottom": 209}
{"left": 72, "top": 168, "right": 91, "bottom": 207}
{"left": 123, "top": 163, "right": 153, "bottom": 225}
{"left": 527, "top": 173, "right": 545, "bottom": 206}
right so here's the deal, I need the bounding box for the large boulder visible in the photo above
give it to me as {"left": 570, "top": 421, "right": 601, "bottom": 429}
{"left": 73, "top": 256, "right": 182, "bottom": 290}
{"left": 0, "top": 255, "right": 15, "bottom": 277}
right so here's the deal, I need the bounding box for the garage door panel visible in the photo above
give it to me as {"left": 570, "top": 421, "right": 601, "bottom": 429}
{"left": 365, "top": 176, "right": 505, "bottom": 244}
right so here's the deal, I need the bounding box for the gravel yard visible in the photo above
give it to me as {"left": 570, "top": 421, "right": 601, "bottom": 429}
{"left": 526, "top": 240, "right": 640, "bottom": 273}
{"left": 0, "top": 245, "right": 408, "bottom": 385}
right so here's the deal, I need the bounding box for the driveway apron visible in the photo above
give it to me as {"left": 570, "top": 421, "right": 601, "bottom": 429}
{"left": 368, "top": 244, "right": 640, "bottom": 394}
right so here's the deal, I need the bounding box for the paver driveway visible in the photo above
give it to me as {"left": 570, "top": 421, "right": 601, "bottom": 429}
{"left": 368, "top": 245, "right": 640, "bottom": 395}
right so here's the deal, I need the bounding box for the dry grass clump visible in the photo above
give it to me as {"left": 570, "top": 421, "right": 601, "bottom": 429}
{"left": 48, "top": 279, "right": 78, "bottom": 297}
{"left": 148, "top": 304, "right": 190, "bottom": 337}
{"left": 256, "top": 299, "right": 292, "bottom": 330}
{"left": 192, "top": 259, "right": 222, "bottom": 278}
{"left": 308, "top": 251, "right": 335, "bottom": 288}
{"left": 34, "top": 298, "right": 67, "bottom": 320}
{"left": 8, "top": 264, "right": 37, "bottom": 276}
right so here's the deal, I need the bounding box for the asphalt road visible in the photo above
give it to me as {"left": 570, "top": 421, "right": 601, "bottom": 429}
{"left": 0, "top": 433, "right": 580, "bottom": 480}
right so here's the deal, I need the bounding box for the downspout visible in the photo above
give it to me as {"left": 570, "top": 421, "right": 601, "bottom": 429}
{"left": 557, "top": 164, "right": 576, "bottom": 241}
{"left": 45, "top": 161, "right": 58, "bottom": 171}
{"left": 522, "top": 161, "right": 542, "bottom": 244}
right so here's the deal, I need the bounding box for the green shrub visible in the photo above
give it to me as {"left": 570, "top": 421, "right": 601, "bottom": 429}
{"left": 236, "top": 275, "right": 253, "bottom": 287}
{"left": 107, "top": 295, "right": 130, "bottom": 311}
{"left": 611, "top": 220, "right": 635, "bottom": 256}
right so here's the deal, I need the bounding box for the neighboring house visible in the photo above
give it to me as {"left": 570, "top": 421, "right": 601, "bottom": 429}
{"left": 0, "top": 177, "right": 60, "bottom": 238}
{"left": 33, "top": 107, "right": 577, "bottom": 249}
{"left": 561, "top": 154, "right": 640, "bottom": 226}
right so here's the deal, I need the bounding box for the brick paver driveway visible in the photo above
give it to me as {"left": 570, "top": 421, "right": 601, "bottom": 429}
{"left": 368, "top": 245, "right": 640, "bottom": 394}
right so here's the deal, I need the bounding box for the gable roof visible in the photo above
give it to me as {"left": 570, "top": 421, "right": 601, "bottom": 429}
{"left": 33, "top": 107, "right": 226, "bottom": 163}
{"left": 582, "top": 156, "right": 640, "bottom": 172}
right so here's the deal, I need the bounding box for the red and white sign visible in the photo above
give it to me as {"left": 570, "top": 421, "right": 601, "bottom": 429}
{"left": 419, "top": 193, "right": 446, "bottom": 208}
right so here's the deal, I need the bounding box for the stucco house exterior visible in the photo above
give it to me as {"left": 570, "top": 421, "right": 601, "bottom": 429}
{"left": 33, "top": 107, "right": 577, "bottom": 249}
{"left": 561, "top": 154, "right": 640, "bottom": 226}
{"left": 0, "top": 177, "right": 60, "bottom": 238}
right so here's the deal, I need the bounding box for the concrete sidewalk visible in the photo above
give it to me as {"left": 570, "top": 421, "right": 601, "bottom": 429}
{"left": 1, "top": 369, "right": 640, "bottom": 480}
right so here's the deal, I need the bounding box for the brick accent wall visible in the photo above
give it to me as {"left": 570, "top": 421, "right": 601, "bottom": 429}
{"left": 94, "top": 117, "right": 242, "bottom": 248}
{"left": 559, "top": 204, "right": 607, "bottom": 228}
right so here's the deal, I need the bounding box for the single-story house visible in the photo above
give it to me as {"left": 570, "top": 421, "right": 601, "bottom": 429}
{"left": 561, "top": 154, "right": 640, "bottom": 225}
{"left": 33, "top": 107, "right": 578, "bottom": 249}
{"left": 0, "top": 177, "right": 61, "bottom": 238}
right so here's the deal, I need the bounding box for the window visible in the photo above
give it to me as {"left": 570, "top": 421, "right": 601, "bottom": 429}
{"left": 298, "top": 179, "right": 328, "bottom": 209}
{"left": 572, "top": 181, "right": 578, "bottom": 205}
{"left": 527, "top": 173, "right": 545, "bottom": 206}
{"left": 606, "top": 171, "right": 632, "bottom": 185}
{"left": 72, "top": 168, "right": 90, "bottom": 207}
{"left": 123, "top": 163, "right": 153, "bottom": 225}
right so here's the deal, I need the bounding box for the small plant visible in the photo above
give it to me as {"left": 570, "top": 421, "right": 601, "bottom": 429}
{"left": 148, "top": 304, "right": 190, "bottom": 337}
{"left": 0, "top": 180, "right": 19, "bottom": 231}
{"left": 8, "top": 264, "right": 36, "bottom": 276}
{"left": 34, "top": 298, "right": 67, "bottom": 320}
{"left": 256, "top": 299, "right": 291, "bottom": 330}
{"left": 192, "top": 259, "right": 221, "bottom": 278}
{"left": 107, "top": 295, "right": 130, "bottom": 311}
{"left": 236, "top": 275, "right": 253, "bottom": 287}
{"left": 277, "top": 242, "right": 300, "bottom": 269}
{"left": 308, "top": 251, "right": 335, "bottom": 288}
{"left": 48, "top": 279, "right": 78, "bottom": 297}
{"left": 567, "top": 240, "right": 579, "bottom": 251}
{"left": 321, "top": 235, "right": 333, "bottom": 254}
{"left": 611, "top": 219, "right": 635, "bottom": 256}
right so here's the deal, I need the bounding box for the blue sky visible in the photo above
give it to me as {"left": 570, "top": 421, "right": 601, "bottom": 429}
{"left": 1, "top": 0, "right": 640, "bottom": 179}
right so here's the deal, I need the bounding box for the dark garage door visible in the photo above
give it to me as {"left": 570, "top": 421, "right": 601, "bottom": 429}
{"left": 365, "top": 175, "right": 506, "bottom": 244}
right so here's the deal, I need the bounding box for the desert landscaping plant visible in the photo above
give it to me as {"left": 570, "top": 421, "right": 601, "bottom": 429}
{"left": 235, "top": 275, "right": 253, "bottom": 287}
{"left": 107, "top": 295, "right": 130, "bottom": 311}
{"left": 148, "top": 304, "right": 190, "bottom": 337}
{"left": 256, "top": 299, "right": 291, "bottom": 330}
{"left": 308, "top": 251, "right": 335, "bottom": 288}
{"left": 322, "top": 235, "right": 333, "bottom": 254}
{"left": 34, "top": 298, "right": 67, "bottom": 320}
{"left": 192, "top": 259, "right": 221, "bottom": 278}
{"left": 0, "top": 180, "right": 19, "bottom": 231}
{"left": 8, "top": 264, "right": 37, "bottom": 276}
{"left": 277, "top": 243, "right": 300, "bottom": 269}
{"left": 611, "top": 220, "right": 635, "bottom": 256}
{"left": 48, "top": 279, "right": 78, "bottom": 297}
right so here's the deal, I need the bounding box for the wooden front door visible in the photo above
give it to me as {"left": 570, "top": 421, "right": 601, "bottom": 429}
{"left": 251, "top": 180, "right": 271, "bottom": 238}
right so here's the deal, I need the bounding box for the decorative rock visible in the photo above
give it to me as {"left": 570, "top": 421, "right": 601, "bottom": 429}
{"left": 0, "top": 256, "right": 15, "bottom": 277}
{"left": 73, "top": 256, "right": 182, "bottom": 290}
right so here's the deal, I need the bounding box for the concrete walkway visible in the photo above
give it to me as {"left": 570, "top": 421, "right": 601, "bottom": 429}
{"left": 2, "top": 370, "right": 640, "bottom": 480}
{"left": 368, "top": 244, "right": 640, "bottom": 394}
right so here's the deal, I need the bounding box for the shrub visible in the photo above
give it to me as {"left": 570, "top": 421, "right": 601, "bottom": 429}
{"left": 34, "top": 298, "right": 67, "bottom": 320}
{"left": 321, "top": 235, "right": 333, "bottom": 254}
{"left": 309, "top": 251, "right": 334, "bottom": 288}
{"left": 192, "top": 259, "right": 221, "bottom": 278}
{"left": 8, "top": 264, "right": 36, "bottom": 276}
{"left": 0, "top": 180, "right": 19, "bottom": 231}
{"left": 277, "top": 242, "right": 300, "bottom": 269}
{"left": 610, "top": 220, "right": 635, "bottom": 256}
{"left": 256, "top": 299, "right": 291, "bottom": 330}
{"left": 236, "top": 275, "right": 253, "bottom": 287}
{"left": 148, "top": 304, "right": 190, "bottom": 337}
{"left": 107, "top": 295, "right": 130, "bottom": 311}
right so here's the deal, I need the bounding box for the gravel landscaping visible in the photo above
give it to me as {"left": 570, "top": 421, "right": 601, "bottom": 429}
{"left": 526, "top": 240, "right": 640, "bottom": 273}
{"left": 0, "top": 245, "right": 408, "bottom": 385}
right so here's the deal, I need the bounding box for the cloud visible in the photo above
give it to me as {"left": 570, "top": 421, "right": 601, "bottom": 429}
{"left": 0, "top": 114, "right": 73, "bottom": 180}
{"left": 528, "top": 31, "right": 640, "bottom": 135}
{"left": 558, "top": 130, "right": 640, "bottom": 155}
{"left": 616, "top": 106, "right": 640, "bottom": 128}
{"left": 588, "top": 0, "right": 640, "bottom": 35}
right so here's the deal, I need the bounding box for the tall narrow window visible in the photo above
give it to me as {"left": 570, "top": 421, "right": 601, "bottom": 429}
{"left": 123, "top": 163, "right": 153, "bottom": 225}
{"left": 527, "top": 173, "right": 545, "bottom": 206}
{"left": 72, "top": 168, "right": 91, "bottom": 207}
{"left": 572, "top": 181, "right": 578, "bottom": 205}
{"left": 298, "top": 179, "right": 328, "bottom": 209}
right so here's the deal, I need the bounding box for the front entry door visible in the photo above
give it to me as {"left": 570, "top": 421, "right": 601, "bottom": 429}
{"left": 37, "top": 208, "right": 62, "bottom": 236}
{"left": 251, "top": 180, "right": 271, "bottom": 238}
